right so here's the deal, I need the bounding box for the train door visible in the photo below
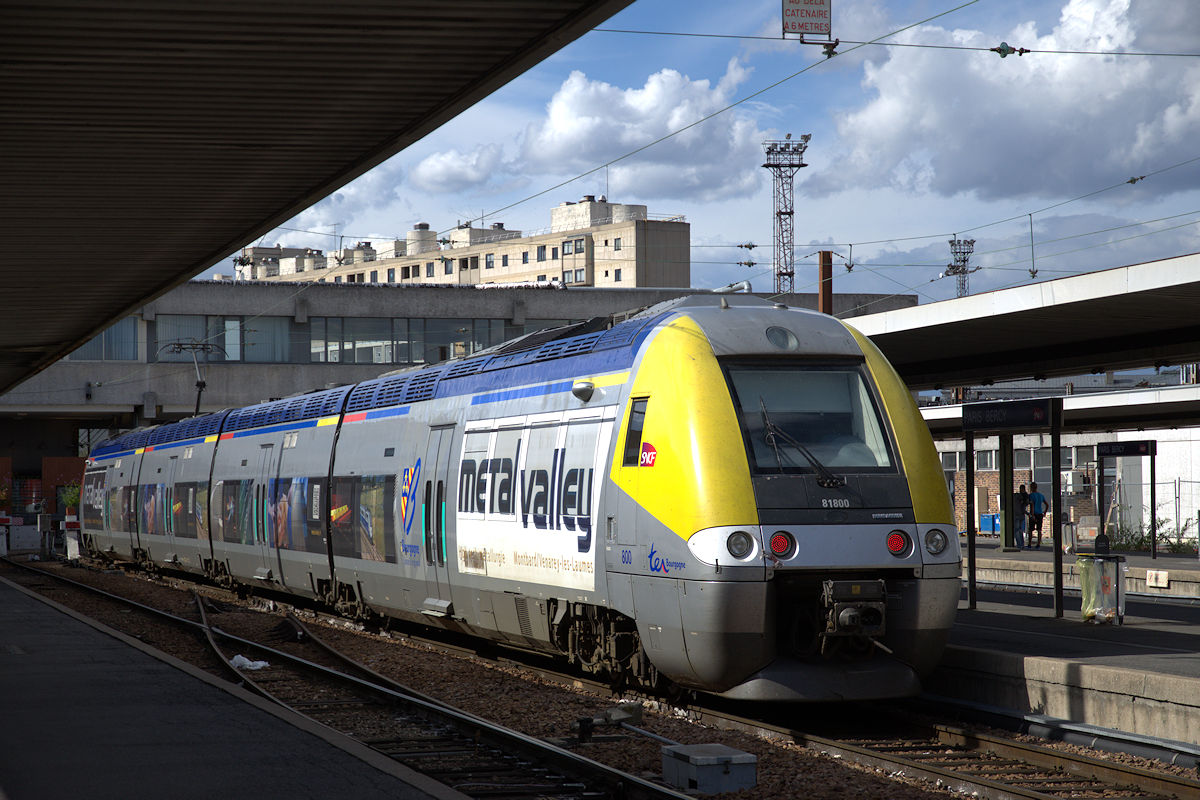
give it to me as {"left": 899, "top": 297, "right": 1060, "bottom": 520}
{"left": 81, "top": 466, "right": 108, "bottom": 553}
{"left": 162, "top": 455, "right": 180, "bottom": 559}
{"left": 420, "top": 425, "right": 456, "bottom": 617}
{"left": 254, "top": 443, "right": 281, "bottom": 580}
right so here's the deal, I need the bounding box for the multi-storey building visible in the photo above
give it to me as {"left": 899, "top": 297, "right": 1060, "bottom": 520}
{"left": 232, "top": 196, "right": 690, "bottom": 288}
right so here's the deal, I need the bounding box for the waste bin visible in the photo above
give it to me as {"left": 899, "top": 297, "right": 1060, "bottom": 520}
{"left": 1077, "top": 554, "right": 1126, "bottom": 624}
{"left": 978, "top": 513, "right": 999, "bottom": 534}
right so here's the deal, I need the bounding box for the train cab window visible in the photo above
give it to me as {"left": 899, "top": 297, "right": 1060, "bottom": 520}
{"left": 621, "top": 398, "right": 649, "bottom": 466}
{"left": 726, "top": 365, "right": 894, "bottom": 474}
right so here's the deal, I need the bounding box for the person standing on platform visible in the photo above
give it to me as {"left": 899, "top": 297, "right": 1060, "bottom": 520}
{"left": 1028, "top": 482, "right": 1048, "bottom": 549}
{"left": 1014, "top": 483, "right": 1029, "bottom": 550}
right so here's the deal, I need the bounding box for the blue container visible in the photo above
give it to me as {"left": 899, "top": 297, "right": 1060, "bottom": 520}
{"left": 978, "top": 513, "right": 999, "bottom": 533}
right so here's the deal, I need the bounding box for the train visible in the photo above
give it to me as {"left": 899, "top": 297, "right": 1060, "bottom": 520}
{"left": 82, "top": 294, "right": 960, "bottom": 701}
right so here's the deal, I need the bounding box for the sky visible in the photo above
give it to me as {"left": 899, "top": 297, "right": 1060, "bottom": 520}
{"left": 203, "top": 0, "right": 1200, "bottom": 307}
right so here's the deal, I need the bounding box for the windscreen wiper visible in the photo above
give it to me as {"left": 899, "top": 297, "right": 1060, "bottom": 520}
{"left": 759, "top": 398, "right": 846, "bottom": 488}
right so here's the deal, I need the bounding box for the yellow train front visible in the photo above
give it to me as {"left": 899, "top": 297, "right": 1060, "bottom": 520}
{"left": 605, "top": 295, "right": 960, "bottom": 701}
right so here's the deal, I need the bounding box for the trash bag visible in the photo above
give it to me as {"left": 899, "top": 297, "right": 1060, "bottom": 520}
{"left": 230, "top": 654, "right": 269, "bottom": 670}
{"left": 1078, "top": 556, "right": 1124, "bottom": 623}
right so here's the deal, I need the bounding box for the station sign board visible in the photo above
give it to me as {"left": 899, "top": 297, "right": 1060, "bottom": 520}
{"left": 961, "top": 398, "right": 1055, "bottom": 432}
{"left": 1097, "top": 440, "right": 1156, "bottom": 457}
{"left": 782, "top": 0, "right": 832, "bottom": 37}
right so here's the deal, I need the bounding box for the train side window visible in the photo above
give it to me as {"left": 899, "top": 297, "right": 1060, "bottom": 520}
{"left": 435, "top": 480, "right": 445, "bottom": 567}
{"left": 423, "top": 481, "right": 434, "bottom": 565}
{"left": 622, "top": 398, "right": 649, "bottom": 466}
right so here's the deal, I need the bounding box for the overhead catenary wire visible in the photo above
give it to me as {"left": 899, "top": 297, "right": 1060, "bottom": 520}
{"left": 593, "top": 27, "right": 1200, "bottom": 59}
{"left": 201, "top": 0, "right": 1200, "bottom": 317}
{"left": 233, "top": 0, "right": 1198, "bottom": 291}
{"left": 250, "top": 1, "right": 982, "bottom": 254}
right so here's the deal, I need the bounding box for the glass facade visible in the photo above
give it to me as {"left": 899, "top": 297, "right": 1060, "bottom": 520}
{"left": 77, "top": 313, "right": 573, "bottom": 366}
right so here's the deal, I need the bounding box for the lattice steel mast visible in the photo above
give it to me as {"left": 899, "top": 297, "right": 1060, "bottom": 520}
{"left": 946, "top": 236, "right": 977, "bottom": 298}
{"left": 762, "top": 134, "right": 810, "bottom": 295}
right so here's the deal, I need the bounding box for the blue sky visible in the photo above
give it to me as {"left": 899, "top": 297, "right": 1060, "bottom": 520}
{"left": 205, "top": 0, "right": 1200, "bottom": 306}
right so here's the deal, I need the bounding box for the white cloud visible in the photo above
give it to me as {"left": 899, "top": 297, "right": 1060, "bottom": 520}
{"left": 518, "top": 58, "right": 768, "bottom": 201}
{"left": 410, "top": 144, "right": 505, "bottom": 194}
{"left": 401, "top": 58, "right": 771, "bottom": 205}
{"left": 804, "top": 0, "right": 1200, "bottom": 201}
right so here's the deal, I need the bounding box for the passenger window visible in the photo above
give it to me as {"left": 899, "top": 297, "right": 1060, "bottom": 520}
{"left": 622, "top": 398, "right": 649, "bottom": 466}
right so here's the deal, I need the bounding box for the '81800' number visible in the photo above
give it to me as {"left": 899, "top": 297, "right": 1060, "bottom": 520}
{"left": 821, "top": 498, "right": 850, "bottom": 508}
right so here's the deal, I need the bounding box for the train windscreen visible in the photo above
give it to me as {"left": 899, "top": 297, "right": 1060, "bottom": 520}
{"left": 726, "top": 364, "right": 895, "bottom": 474}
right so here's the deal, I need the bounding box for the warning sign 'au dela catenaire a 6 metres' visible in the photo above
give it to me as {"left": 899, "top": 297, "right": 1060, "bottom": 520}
{"left": 782, "top": 0, "right": 831, "bottom": 37}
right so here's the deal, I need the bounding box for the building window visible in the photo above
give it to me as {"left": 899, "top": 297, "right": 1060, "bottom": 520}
{"left": 68, "top": 317, "right": 138, "bottom": 361}
{"left": 425, "top": 262, "right": 434, "bottom": 277}
{"left": 401, "top": 266, "right": 409, "bottom": 280}
{"left": 156, "top": 315, "right": 298, "bottom": 364}
{"left": 358, "top": 273, "right": 366, "bottom": 282}
{"left": 613, "top": 237, "right": 622, "bottom": 251}
{"left": 470, "top": 255, "right": 479, "bottom": 270}
{"left": 536, "top": 245, "right": 546, "bottom": 262}
{"left": 485, "top": 253, "right": 494, "bottom": 269}
{"left": 242, "top": 316, "right": 291, "bottom": 363}
{"left": 342, "top": 317, "right": 392, "bottom": 364}
{"left": 551, "top": 246, "right": 558, "bottom": 260}
{"left": 561, "top": 270, "right": 571, "bottom": 283}
{"left": 386, "top": 268, "right": 395, "bottom": 282}
{"left": 562, "top": 240, "right": 574, "bottom": 255}
{"left": 1074, "top": 445, "right": 1096, "bottom": 467}
{"left": 614, "top": 268, "right": 622, "bottom": 282}
{"left": 522, "top": 251, "right": 529, "bottom": 264}
{"left": 370, "top": 270, "right": 378, "bottom": 282}
{"left": 459, "top": 258, "right": 469, "bottom": 272}
{"left": 574, "top": 269, "right": 586, "bottom": 282}
{"left": 536, "top": 274, "right": 547, "bottom": 282}
{"left": 975, "top": 450, "right": 996, "bottom": 471}
{"left": 574, "top": 237, "right": 585, "bottom": 251}
{"left": 501, "top": 254, "right": 508, "bottom": 267}
{"left": 443, "top": 260, "right": 453, "bottom": 275}
{"left": 334, "top": 276, "right": 342, "bottom": 283}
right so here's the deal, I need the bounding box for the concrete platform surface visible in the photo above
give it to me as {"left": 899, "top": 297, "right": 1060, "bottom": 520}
{"left": 937, "top": 540, "right": 1200, "bottom": 745}
{"left": 0, "top": 576, "right": 461, "bottom": 800}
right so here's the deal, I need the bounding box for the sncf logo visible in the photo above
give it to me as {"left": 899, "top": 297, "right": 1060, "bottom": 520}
{"left": 639, "top": 442, "right": 658, "bottom": 467}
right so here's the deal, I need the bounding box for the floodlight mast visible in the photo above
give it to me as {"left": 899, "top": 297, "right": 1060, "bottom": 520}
{"left": 762, "top": 134, "right": 811, "bottom": 295}
{"left": 946, "top": 236, "right": 977, "bottom": 298}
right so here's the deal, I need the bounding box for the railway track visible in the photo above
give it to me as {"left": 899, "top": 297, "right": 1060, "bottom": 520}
{"left": 8, "top": 555, "right": 1200, "bottom": 800}
{"left": 1, "top": 557, "right": 688, "bottom": 800}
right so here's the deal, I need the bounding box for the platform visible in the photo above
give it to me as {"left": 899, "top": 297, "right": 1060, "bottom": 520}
{"left": 0, "top": 575, "right": 461, "bottom": 800}
{"left": 936, "top": 538, "right": 1200, "bottom": 745}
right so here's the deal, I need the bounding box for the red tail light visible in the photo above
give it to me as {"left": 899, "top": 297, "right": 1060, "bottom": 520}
{"left": 769, "top": 531, "right": 796, "bottom": 559}
{"left": 886, "top": 530, "right": 911, "bottom": 557}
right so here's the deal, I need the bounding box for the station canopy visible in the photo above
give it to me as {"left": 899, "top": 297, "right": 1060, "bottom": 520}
{"left": 0, "top": 0, "right": 632, "bottom": 395}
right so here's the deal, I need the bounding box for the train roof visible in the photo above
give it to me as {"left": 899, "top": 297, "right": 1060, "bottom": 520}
{"left": 89, "top": 294, "right": 804, "bottom": 455}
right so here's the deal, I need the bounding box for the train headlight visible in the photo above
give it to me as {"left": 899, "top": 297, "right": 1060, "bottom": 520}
{"left": 765, "top": 326, "right": 800, "bottom": 351}
{"left": 886, "top": 530, "right": 912, "bottom": 557}
{"left": 726, "top": 530, "right": 755, "bottom": 559}
{"left": 924, "top": 528, "right": 948, "bottom": 556}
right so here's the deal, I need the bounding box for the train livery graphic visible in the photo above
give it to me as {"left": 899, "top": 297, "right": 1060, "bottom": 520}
{"left": 82, "top": 296, "right": 960, "bottom": 701}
